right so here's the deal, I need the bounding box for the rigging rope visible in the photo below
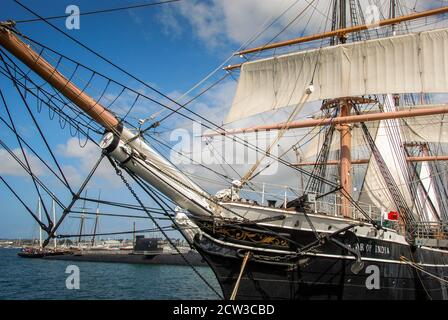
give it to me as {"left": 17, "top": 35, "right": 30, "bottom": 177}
{"left": 43, "top": 154, "right": 105, "bottom": 247}
{"left": 400, "top": 255, "right": 448, "bottom": 285}
{"left": 305, "top": 113, "right": 336, "bottom": 195}
{"left": 238, "top": 0, "right": 334, "bottom": 188}
{"left": 2, "top": 23, "right": 343, "bottom": 195}
{"left": 0, "top": 0, "right": 390, "bottom": 245}
{"left": 353, "top": 103, "right": 416, "bottom": 234}
{"left": 0, "top": 116, "right": 71, "bottom": 189}
{"left": 0, "top": 86, "right": 53, "bottom": 225}
{"left": 0, "top": 175, "right": 49, "bottom": 231}
{"left": 1, "top": 53, "right": 74, "bottom": 197}
{"left": 14, "top": 0, "right": 183, "bottom": 24}
{"left": 78, "top": 197, "right": 175, "bottom": 213}
{"left": 0, "top": 55, "right": 103, "bottom": 136}
{"left": 9, "top": 5, "right": 341, "bottom": 189}
{"left": 239, "top": 91, "right": 311, "bottom": 186}
{"left": 106, "top": 155, "right": 223, "bottom": 299}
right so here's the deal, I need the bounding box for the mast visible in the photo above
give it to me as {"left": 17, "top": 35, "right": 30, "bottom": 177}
{"left": 52, "top": 198, "right": 56, "bottom": 249}
{"left": 339, "top": 0, "right": 347, "bottom": 43}
{"left": 91, "top": 206, "right": 99, "bottom": 247}
{"left": 91, "top": 191, "right": 101, "bottom": 247}
{"left": 79, "top": 192, "right": 87, "bottom": 247}
{"left": 338, "top": 102, "right": 351, "bottom": 217}
{"left": 336, "top": 2, "right": 353, "bottom": 217}
{"left": 38, "top": 196, "right": 42, "bottom": 248}
{"left": 390, "top": 0, "right": 397, "bottom": 35}
{"left": 133, "top": 221, "right": 136, "bottom": 248}
{"left": 330, "top": 0, "right": 339, "bottom": 46}
{"left": 78, "top": 213, "right": 85, "bottom": 247}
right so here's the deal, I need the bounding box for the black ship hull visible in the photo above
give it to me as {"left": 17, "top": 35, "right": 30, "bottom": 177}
{"left": 193, "top": 224, "right": 448, "bottom": 300}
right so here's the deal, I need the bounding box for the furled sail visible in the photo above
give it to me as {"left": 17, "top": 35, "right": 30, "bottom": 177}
{"left": 225, "top": 28, "right": 448, "bottom": 124}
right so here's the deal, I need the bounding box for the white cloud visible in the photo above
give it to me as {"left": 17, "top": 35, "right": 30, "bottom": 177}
{"left": 158, "top": 5, "right": 184, "bottom": 38}
{"left": 164, "top": 78, "right": 317, "bottom": 194}
{"left": 0, "top": 148, "right": 46, "bottom": 177}
{"left": 191, "top": 79, "right": 237, "bottom": 125}
{"left": 159, "top": 0, "right": 338, "bottom": 48}
{"left": 159, "top": 0, "right": 446, "bottom": 50}
{"left": 56, "top": 138, "right": 122, "bottom": 188}
{"left": 60, "top": 164, "right": 83, "bottom": 186}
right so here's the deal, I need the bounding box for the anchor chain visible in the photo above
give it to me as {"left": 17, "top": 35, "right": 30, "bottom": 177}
{"left": 107, "top": 154, "right": 223, "bottom": 299}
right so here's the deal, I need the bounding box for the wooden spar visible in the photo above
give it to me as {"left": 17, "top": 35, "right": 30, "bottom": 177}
{"left": 224, "top": 63, "right": 242, "bottom": 71}
{"left": 294, "top": 156, "right": 448, "bottom": 166}
{"left": 224, "top": 6, "right": 448, "bottom": 70}
{"left": 406, "top": 155, "right": 448, "bottom": 162}
{"left": 0, "top": 26, "right": 119, "bottom": 131}
{"left": 204, "top": 104, "right": 448, "bottom": 136}
{"left": 235, "top": 6, "right": 448, "bottom": 56}
{"left": 295, "top": 159, "right": 369, "bottom": 166}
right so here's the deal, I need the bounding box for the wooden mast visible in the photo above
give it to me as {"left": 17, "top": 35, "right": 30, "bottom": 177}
{"left": 337, "top": 1, "right": 350, "bottom": 217}
{"left": 224, "top": 6, "right": 448, "bottom": 70}
{"left": 0, "top": 25, "right": 119, "bottom": 131}
{"left": 338, "top": 101, "right": 352, "bottom": 217}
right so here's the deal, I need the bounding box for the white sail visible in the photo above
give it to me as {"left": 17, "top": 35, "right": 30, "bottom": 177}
{"left": 358, "top": 96, "right": 415, "bottom": 216}
{"left": 401, "top": 114, "right": 448, "bottom": 144}
{"left": 226, "top": 28, "right": 448, "bottom": 124}
{"left": 357, "top": 151, "right": 393, "bottom": 212}
{"left": 418, "top": 161, "right": 441, "bottom": 222}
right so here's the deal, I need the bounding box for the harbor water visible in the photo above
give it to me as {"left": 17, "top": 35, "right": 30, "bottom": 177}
{"left": 0, "top": 248, "right": 221, "bottom": 300}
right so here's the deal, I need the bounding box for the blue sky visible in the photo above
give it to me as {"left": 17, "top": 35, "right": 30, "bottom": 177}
{"left": 0, "top": 0, "right": 446, "bottom": 239}
{"left": 0, "top": 0, "right": 239, "bottom": 239}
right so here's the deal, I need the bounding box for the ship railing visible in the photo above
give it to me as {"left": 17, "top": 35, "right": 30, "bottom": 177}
{"left": 237, "top": 184, "right": 384, "bottom": 223}
{"left": 410, "top": 221, "right": 448, "bottom": 248}
{"left": 411, "top": 221, "right": 448, "bottom": 240}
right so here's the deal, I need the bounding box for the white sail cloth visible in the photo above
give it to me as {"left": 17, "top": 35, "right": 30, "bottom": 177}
{"left": 357, "top": 96, "right": 413, "bottom": 217}
{"left": 358, "top": 119, "right": 412, "bottom": 215}
{"left": 226, "top": 28, "right": 448, "bottom": 124}
{"left": 401, "top": 114, "right": 448, "bottom": 143}
{"left": 357, "top": 96, "right": 443, "bottom": 222}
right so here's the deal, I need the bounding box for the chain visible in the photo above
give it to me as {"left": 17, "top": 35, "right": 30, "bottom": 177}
{"left": 107, "top": 155, "right": 223, "bottom": 299}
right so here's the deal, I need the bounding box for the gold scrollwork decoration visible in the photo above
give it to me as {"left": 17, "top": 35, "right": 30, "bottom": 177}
{"left": 202, "top": 222, "right": 289, "bottom": 247}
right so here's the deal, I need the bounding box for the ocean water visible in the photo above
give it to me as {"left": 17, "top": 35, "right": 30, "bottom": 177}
{"left": 0, "top": 249, "right": 221, "bottom": 300}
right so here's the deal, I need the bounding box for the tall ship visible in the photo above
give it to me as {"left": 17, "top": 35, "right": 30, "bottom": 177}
{"left": 1, "top": 1, "right": 448, "bottom": 299}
